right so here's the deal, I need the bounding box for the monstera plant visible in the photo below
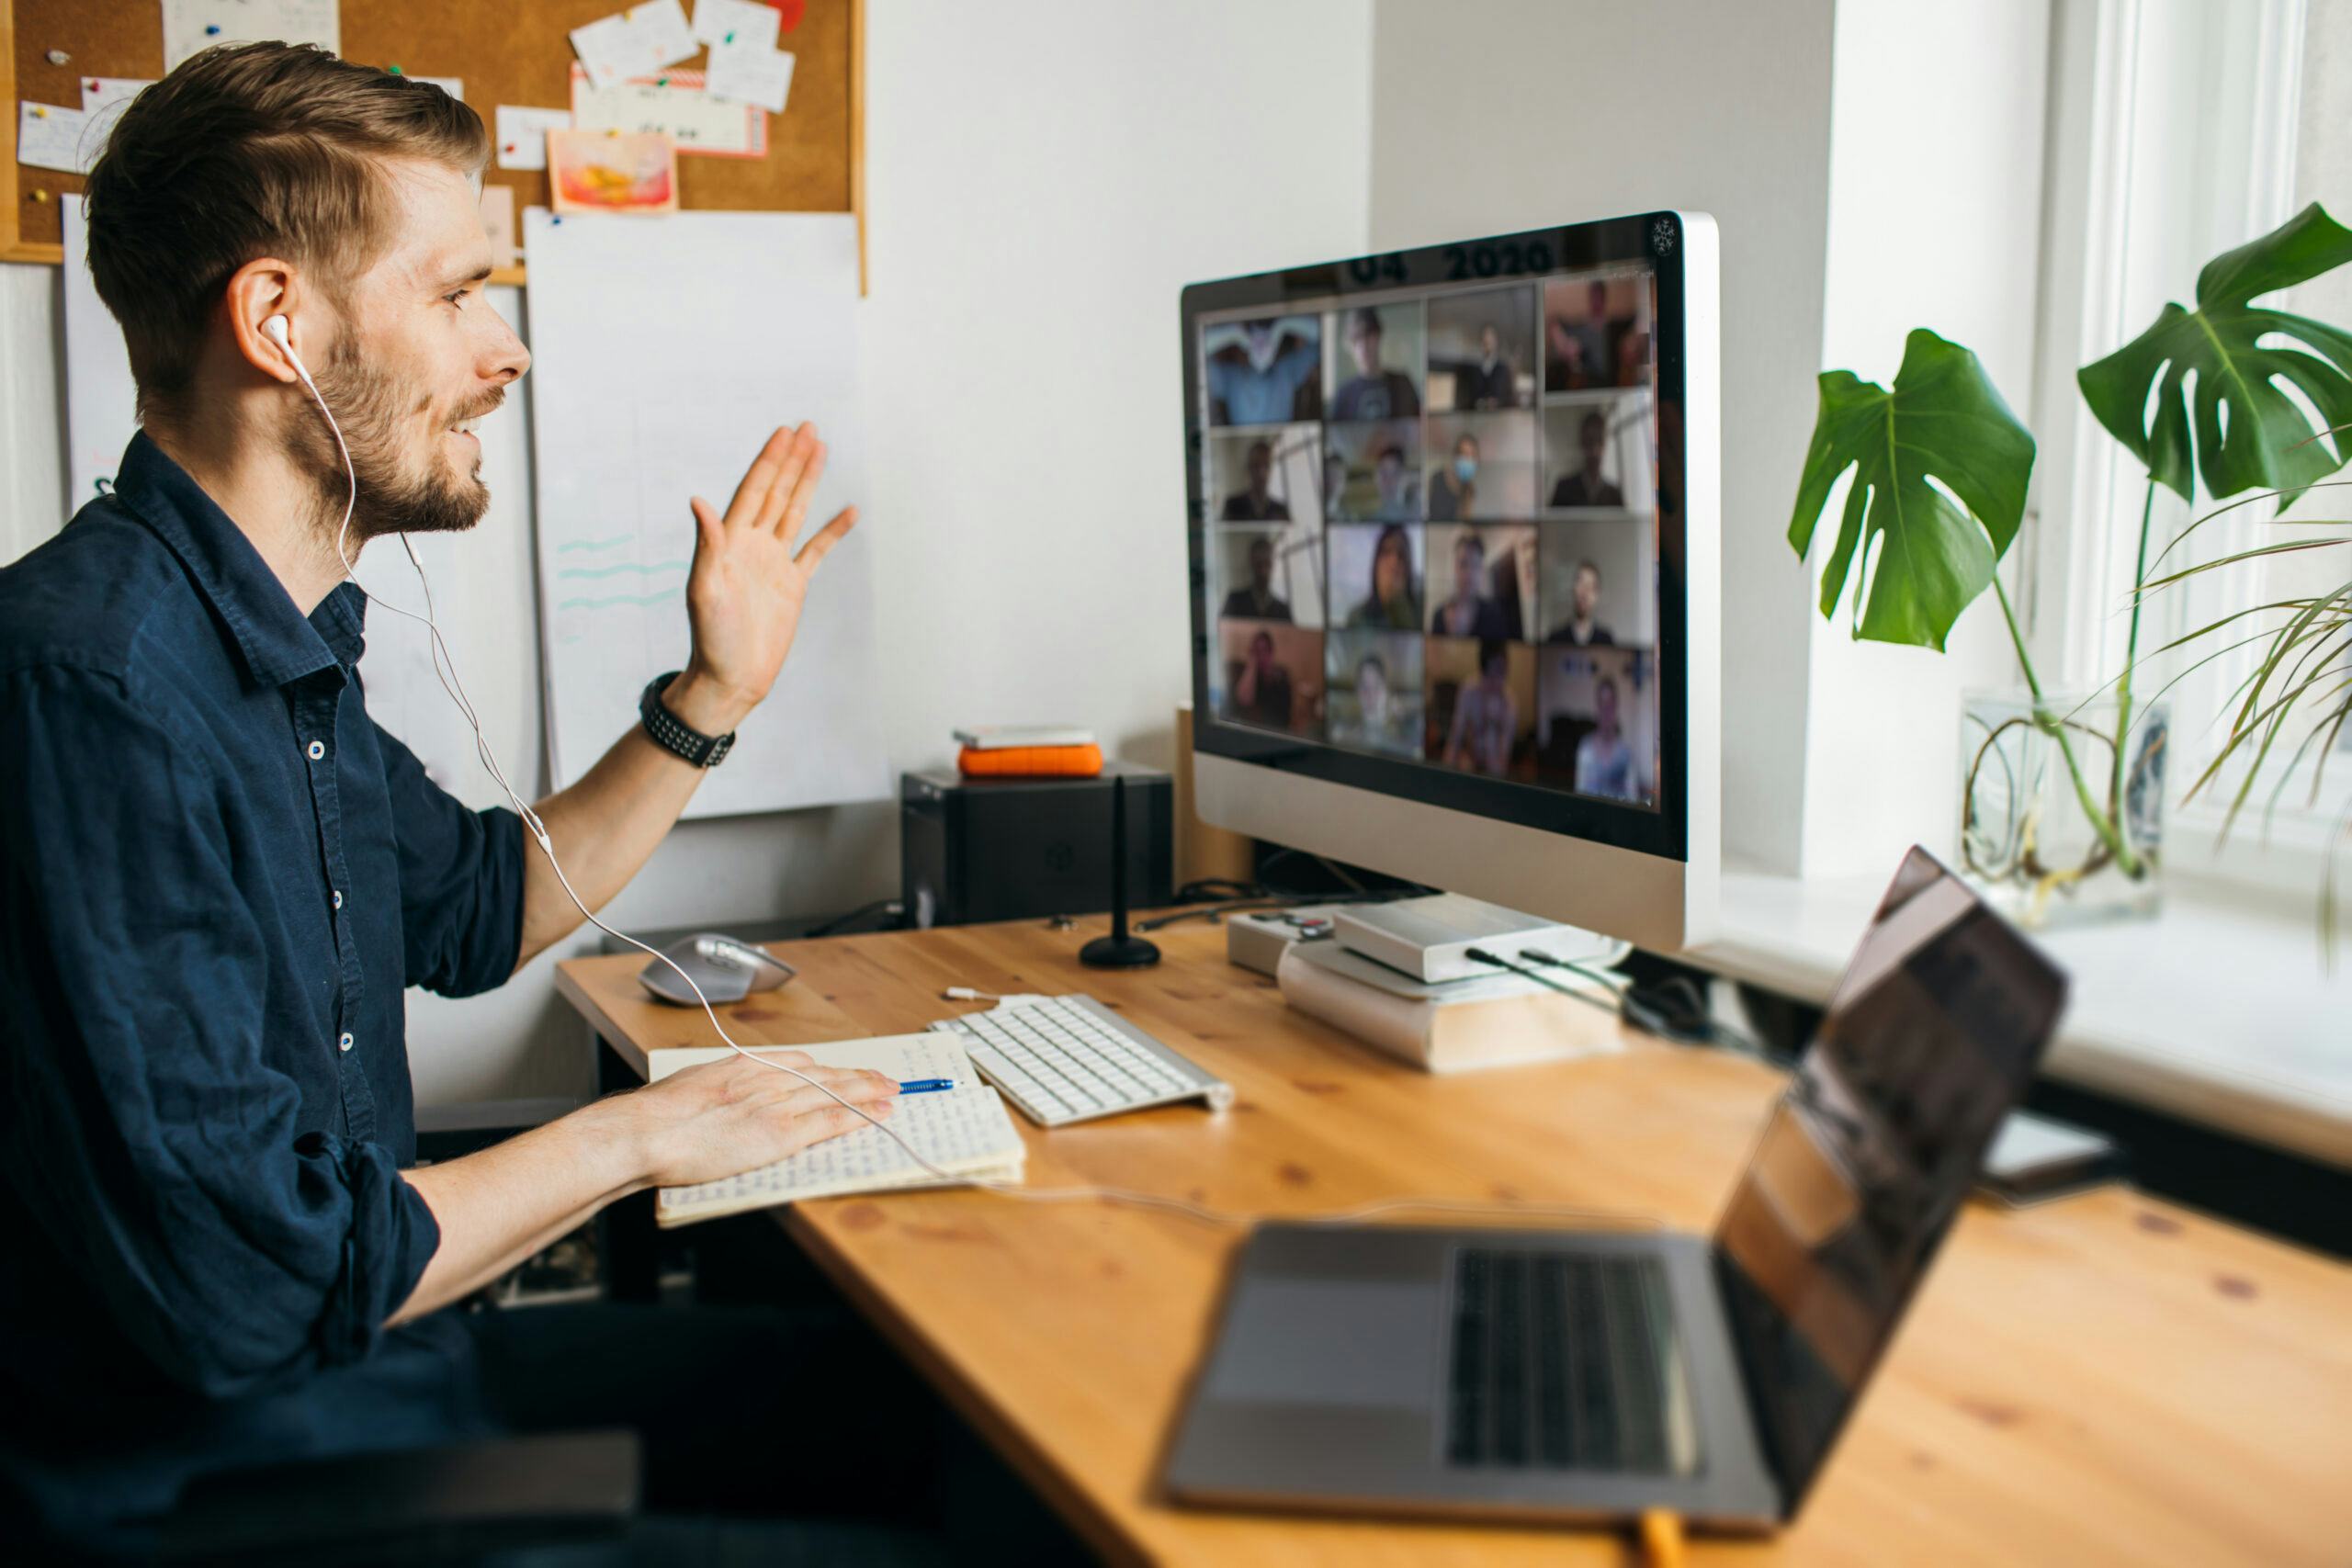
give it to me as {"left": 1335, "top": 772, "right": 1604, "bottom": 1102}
{"left": 1790, "top": 202, "right": 2352, "bottom": 923}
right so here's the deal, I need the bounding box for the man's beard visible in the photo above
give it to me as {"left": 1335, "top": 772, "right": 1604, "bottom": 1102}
{"left": 305, "top": 342, "right": 502, "bottom": 545}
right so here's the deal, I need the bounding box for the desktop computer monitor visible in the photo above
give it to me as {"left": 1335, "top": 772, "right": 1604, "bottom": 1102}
{"left": 1183, "top": 211, "right": 1718, "bottom": 951}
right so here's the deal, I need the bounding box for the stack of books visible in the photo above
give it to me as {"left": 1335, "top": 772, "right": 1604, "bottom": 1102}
{"left": 953, "top": 725, "right": 1102, "bottom": 778}
{"left": 1273, "top": 897, "right": 1631, "bottom": 1073}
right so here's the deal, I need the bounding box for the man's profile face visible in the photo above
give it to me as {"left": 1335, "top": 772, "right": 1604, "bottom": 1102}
{"left": 1454, "top": 537, "right": 1483, "bottom": 591}
{"left": 1595, "top": 679, "right": 1619, "bottom": 729}
{"left": 1250, "top": 631, "right": 1276, "bottom": 671}
{"left": 1246, "top": 442, "right": 1272, "bottom": 491}
{"left": 1573, "top": 562, "right": 1600, "bottom": 618}
{"left": 1581, "top": 415, "right": 1607, "bottom": 468}
{"left": 1587, "top": 280, "right": 1608, "bottom": 319}
{"left": 1479, "top": 324, "right": 1499, "bottom": 359}
{"left": 311, "top": 159, "right": 529, "bottom": 542}
{"left": 1349, "top": 316, "right": 1383, "bottom": 375}
{"left": 1249, "top": 537, "right": 1273, "bottom": 588}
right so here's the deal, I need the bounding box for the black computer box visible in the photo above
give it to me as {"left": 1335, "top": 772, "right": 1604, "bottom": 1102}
{"left": 899, "top": 764, "right": 1173, "bottom": 930}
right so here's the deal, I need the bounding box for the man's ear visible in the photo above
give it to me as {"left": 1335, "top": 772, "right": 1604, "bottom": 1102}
{"left": 224, "top": 258, "right": 304, "bottom": 385}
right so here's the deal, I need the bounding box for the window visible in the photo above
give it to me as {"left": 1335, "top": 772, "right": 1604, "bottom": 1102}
{"left": 2024, "top": 0, "right": 2349, "bottom": 895}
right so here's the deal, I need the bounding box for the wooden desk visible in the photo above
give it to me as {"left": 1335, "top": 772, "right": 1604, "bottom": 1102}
{"left": 556, "top": 917, "right": 2352, "bottom": 1566}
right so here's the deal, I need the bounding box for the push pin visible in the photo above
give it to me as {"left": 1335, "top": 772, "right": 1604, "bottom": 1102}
{"left": 388, "top": 63, "right": 403, "bottom": 75}
{"left": 46, "top": 49, "right": 71, "bottom": 66}
{"left": 31, "top": 189, "right": 51, "bottom": 204}
{"left": 205, "top": 23, "right": 220, "bottom": 35}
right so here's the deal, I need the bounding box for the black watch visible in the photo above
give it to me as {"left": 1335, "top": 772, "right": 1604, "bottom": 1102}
{"left": 639, "top": 671, "right": 736, "bottom": 768}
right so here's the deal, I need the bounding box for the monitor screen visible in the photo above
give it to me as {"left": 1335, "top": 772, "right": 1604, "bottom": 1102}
{"left": 1709, "top": 849, "right": 2067, "bottom": 1508}
{"left": 1183, "top": 214, "right": 1697, "bottom": 864}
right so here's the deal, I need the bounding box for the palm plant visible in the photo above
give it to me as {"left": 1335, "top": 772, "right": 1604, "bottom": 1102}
{"left": 1787, "top": 203, "right": 2352, "bottom": 921}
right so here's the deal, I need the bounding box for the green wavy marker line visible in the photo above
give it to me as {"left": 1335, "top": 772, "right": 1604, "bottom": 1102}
{"left": 556, "top": 590, "right": 680, "bottom": 610}
{"left": 555, "top": 560, "right": 690, "bottom": 580}
{"left": 555, "top": 535, "right": 633, "bottom": 553}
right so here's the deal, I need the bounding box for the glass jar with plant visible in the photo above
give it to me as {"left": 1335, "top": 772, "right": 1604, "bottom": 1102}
{"left": 1788, "top": 203, "right": 2352, "bottom": 928}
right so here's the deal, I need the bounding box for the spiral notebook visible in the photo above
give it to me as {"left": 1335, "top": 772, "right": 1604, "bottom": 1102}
{"left": 647, "top": 1034, "right": 1027, "bottom": 1228}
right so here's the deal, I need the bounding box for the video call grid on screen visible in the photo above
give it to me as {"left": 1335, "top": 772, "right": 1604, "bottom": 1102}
{"left": 1197, "top": 262, "right": 1663, "bottom": 811}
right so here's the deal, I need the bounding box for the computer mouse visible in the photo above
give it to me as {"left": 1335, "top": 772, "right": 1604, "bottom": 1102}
{"left": 639, "top": 933, "right": 797, "bottom": 1007}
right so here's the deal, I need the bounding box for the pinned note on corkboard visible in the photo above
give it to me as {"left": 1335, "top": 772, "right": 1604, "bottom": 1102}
{"left": 1, "top": 0, "right": 864, "bottom": 287}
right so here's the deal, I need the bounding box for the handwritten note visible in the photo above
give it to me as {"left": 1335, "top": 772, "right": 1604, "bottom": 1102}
{"left": 494, "top": 105, "right": 575, "bottom": 171}
{"left": 161, "top": 0, "right": 339, "bottom": 73}
{"left": 707, "top": 46, "right": 794, "bottom": 116}
{"left": 693, "top": 0, "right": 782, "bottom": 51}
{"left": 570, "top": 65, "right": 766, "bottom": 158}
{"left": 571, "top": 0, "right": 699, "bottom": 89}
{"left": 17, "top": 102, "right": 96, "bottom": 175}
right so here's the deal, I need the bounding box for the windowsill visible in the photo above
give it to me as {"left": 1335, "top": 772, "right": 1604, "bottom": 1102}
{"left": 1689, "top": 861, "right": 2352, "bottom": 1171}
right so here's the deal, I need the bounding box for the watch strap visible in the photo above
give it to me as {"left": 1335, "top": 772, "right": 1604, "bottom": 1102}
{"left": 639, "top": 671, "right": 736, "bottom": 768}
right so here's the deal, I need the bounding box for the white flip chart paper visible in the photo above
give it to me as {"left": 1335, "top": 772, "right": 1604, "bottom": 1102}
{"left": 522, "top": 208, "right": 886, "bottom": 818}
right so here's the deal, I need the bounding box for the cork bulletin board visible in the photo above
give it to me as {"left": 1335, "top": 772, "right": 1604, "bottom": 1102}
{"left": 0, "top": 0, "right": 864, "bottom": 285}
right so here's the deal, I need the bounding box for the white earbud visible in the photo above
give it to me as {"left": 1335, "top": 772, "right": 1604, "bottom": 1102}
{"left": 262, "top": 313, "right": 313, "bottom": 386}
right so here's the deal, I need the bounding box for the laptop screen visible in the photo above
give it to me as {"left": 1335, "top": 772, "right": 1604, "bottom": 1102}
{"left": 1710, "top": 848, "right": 2066, "bottom": 1510}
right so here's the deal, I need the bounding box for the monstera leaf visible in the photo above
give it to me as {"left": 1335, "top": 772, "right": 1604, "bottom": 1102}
{"left": 2079, "top": 201, "right": 2352, "bottom": 502}
{"left": 1788, "top": 328, "right": 2036, "bottom": 650}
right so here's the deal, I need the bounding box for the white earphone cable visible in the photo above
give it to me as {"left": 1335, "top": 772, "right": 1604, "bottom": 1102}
{"left": 282, "top": 330, "right": 1659, "bottom": 1235}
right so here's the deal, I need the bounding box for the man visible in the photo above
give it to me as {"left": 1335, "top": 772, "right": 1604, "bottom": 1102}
{"left": 1549, "top": 408, "right": 1625, "bottom": 508}
{"left": 1443, "top": 638, "right": 1519, "bottom": 776}
{"left": 1207, "top": 316, "right": 1319, "bottom": 425}
{"left": 1432, "top": 530, "right": 1509, "bottom": 639}
{"left": 1218, "top": 536, "right": 1293, "bottom": 621}
{"left": 1548, "top": 276, "right": 1616, "bottom": 391}
{"left": 1372, "top": 444, "right": 1420, "bottom": 522}
{"left": 1229, "top": 628, "right": 1294, "bottom": 729}
{"left": 1220, "top": 438, "right": 1291, "bottom": 522}
{"left": 0, "top": 47, "right": 934, "bottom": 1560}
{"left": 1454, "top": 321, "right": 1518, "bottom": 411}
{"left": 1547, "top": 558, "right": 1617, "bottom": 646}
{"left": 1330, "top": 307, "right": 1421, "bottom": 422}
{"left": 1428, "top": 432, "right": 1477, "bottom": 522}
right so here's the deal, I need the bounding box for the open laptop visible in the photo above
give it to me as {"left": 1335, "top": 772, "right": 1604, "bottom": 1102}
{"left": 1162, "top": 846, "right": 2068, "bottom": 1529}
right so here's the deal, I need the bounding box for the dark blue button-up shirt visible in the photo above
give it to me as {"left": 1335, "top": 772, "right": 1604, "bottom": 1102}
{"left": 0, "top": 434, "right": 526, "bottom": 1546}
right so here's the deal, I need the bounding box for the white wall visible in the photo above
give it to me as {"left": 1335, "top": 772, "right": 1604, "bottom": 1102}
{"left": 1802, "top": 0, "right": 2052, "bottom": 878}
{"left": 0, "top": 0, "right": 1374, "bottom": 1106}
{"left": 1367, "top": 0, "right": 1839, "bottom": 874}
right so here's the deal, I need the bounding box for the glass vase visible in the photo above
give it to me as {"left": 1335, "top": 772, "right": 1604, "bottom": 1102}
{"left": 1958, "top": 688, "right": 2167, "bottom": 929}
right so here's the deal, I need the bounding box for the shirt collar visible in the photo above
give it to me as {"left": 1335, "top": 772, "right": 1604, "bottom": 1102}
{"left": 110, "top": 431, "right": 365, "bottom": 687}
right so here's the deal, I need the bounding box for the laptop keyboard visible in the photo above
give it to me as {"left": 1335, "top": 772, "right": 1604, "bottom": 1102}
{"left": 1446, "top": 1249, "right": 1683, "bottom": 1473}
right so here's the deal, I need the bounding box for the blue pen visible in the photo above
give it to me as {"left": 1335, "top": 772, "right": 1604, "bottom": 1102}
{"left": 897, "top": 1078, "right": 955, "bottom": 1094}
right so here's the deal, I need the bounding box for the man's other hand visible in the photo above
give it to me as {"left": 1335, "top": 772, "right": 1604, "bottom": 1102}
{"left": 667, "top": 423, "right": 860, "bottom": 737}
{"left": 623, "top": 1051, "right": 899, "bottom": 1189}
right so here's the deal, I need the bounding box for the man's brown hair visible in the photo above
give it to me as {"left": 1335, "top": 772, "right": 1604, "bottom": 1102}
{"left": 85, "top": 43, "right": 489, "bottom": 420}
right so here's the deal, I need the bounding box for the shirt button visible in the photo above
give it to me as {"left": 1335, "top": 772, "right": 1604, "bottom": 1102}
{"left": 306, "top": 740, "right": 326, "bottom": 761}
{"left": 332, "top": 889, "right": 344, "bottom": 909}
{"left": 338, "top": 1032, "right": 355, "bottom": 1053}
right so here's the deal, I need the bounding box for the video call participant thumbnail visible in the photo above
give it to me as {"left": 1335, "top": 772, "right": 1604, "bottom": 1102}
{"left": 1426, "top": 284, "right": 1535, "bottom": 412}
{"left": 1428, "top": 525, "right": 1531, "bottom": 640}
{"left": 1548, "top": 407, "right": 1624, "bottom": 509}
{"left": 1221, "top": 437, "right": 1291, "bottom": 521}
{"left": 1544, "top": 275, "right": 1648, "bottom": 393}
{"left": 1426, "top": 636, "right": 1535, "bottom": 778}
{"left": 1544, "top": 557, "right": 1614, "bottom": 646}
{"left": 1325, "top": 629, "right": 1423, "bottom": 759}
{"left": 1429, "top": 432, "right": 1478, "bottom": 522}
{"left": 1206, "top": 314, "right": 1322, "bottom": 425}
{"left": 1335, "top": 522, "right": 1423, "bottom": 631}
{"left": 1537, "top": 646, "right": 1657, "bottom": 806}
{"left": 1219, "top": 535, "right": 1293, "bottom": 623}
{"left": 1327, "top": 421, "right": 1422, "bottom": 522}
{"left": 1219, "top": 620, "right": 1323, "bottom": 736}
{"left": 1330, "top": 304, "right": 1423, "bottom": 422}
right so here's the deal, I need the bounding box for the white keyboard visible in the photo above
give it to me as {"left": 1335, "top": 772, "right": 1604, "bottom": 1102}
{"left": 928, "top": 995, "right": 1234, "bottom": 1128}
